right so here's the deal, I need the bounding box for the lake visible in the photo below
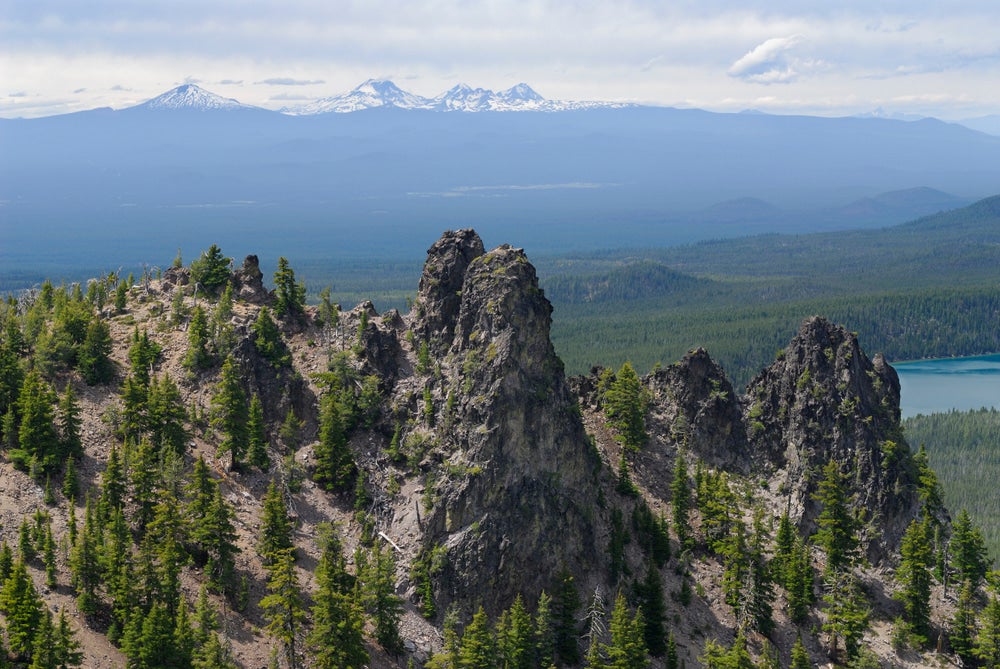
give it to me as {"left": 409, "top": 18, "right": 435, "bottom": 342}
{"left": 894, "top": 354, "right": 1000, "bottom": 418}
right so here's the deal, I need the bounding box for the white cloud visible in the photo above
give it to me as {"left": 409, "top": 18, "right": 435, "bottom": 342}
{"left": 728, "top": 35, "right": 807, "bottom": 84}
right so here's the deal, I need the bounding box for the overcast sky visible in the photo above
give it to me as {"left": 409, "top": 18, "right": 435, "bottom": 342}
{"left": 3, "top": 0, "right": 999, "bottom": 119}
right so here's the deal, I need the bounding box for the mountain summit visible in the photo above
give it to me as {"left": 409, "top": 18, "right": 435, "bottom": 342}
{"left": 130, "top": 84, "right": 256, "bottom": 112}
{"left": 280, "top": 79, "right": 628, "bottom": 114}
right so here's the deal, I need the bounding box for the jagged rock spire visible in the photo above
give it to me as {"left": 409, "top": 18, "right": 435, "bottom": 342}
{"left": 411, "top": 229, "right": 485, "bottom": 352}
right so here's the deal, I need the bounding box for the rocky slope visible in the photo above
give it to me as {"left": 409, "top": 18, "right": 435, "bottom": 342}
{"left": 0, "top": 229, "right": 969, "bottom": 668}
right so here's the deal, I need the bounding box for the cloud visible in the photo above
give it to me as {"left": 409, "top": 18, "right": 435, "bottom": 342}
{"left": 110, "top": 84, "right": 132, "bottom": 91}
{"left": 728, "top": 35, "right": 807, "bottom": 84}
{"left": 255, "top": 78, "right": 325, "bottom": 86}
{"left": 217, "top": 79, "right": 243, "bottom": 85}
{"left": 8, "top": 91, "right": 28, "bottom": 98}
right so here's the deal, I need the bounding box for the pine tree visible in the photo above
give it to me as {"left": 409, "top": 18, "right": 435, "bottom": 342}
{"left": 183, "top": 305, "right": 213, "bottom": 371}
{"left": 43, "top": 522, "right": 56, "bottom": 588}
{"left": 459, "top": 606, "right": 496, "bottom": 669}
{"left": 0, "top": 559, "right": 43, "bottom": 659}
{"left": 664, "top": 632, "right": 678, "bottom": 669}
{"left": 553, "top": 568, "right": 582, "bottom": 666}
{"left": 535, "top": 590, "right": 556, "bottom": 669}
{"left": 976, "top": 593, "right": 1000, "bottom": 668}
{"left": 211, "top": 283, "right": 236, "bottom": 355}
{"left": 308, "top": 525, "right": 368, "bottom": 669}
{"left": 77, "top": 317, "right": 114, "bottom": 385}
{"left": 813, "top": 459, "right": 858, "bottom": 573}
{"left": 604, "top": 362, "right": 646, "bottom": 452}
{"left": 604, "top": 592, "right": 648, "bottom": 669}
{"left": 497, "top": 595, "right": 534, "bottom": 669}
{"left": 203, "top": 485, "right": 239, "bottom": 593}
{"left": 253, "top": 306, "right": 289, "bottom": 367}
{"left": 62, "top": 455, "right": 79, "bottom": 501}
{"left": 821, "top": 569, "right": 869, "bottom": 663}
{"left": 127, "top": 328, "right": 160, "bottom": 388}
{"left": 15, "top": 370, "right": 59, "bottom": 474}
{"left": 951, "top": 581, "right": 978, "bottom": 667}
{"left": 70, "top": 496, "right": 101, "bottom": 615}
{"left": 951, "top": 508, "right": 989, "bottom": 590}
{"left": 29, "top": 607, "right": 56, "bottom": 669}
{"left": 273, "top": 257, "right": 306, "bottom": 320}
{"left": 365, "top": 539, "right": 403, "bottom": 654}
{"left": 148, "top": 373, "right": 188, "bottom": 455}
{"left": 671, "top": 453, "right": 694, "bottom": 554}
{"left": 190, "top": 244, "right": 232, "bottom": 293}
{"left": 636, "top": 562, "right": 667, "bottom": 656}
{"left": 785, "top": 533, "right": 815, "bottom": 624}
{"left": 790, "top": 636, "right": 811, "bottom": 669}
{"left": 260, "top": 479, "right": 295, "bottom": 566}
{"left": 261, "top": 547, "right": 305, "bottom": 669}
{"left": 246, "top": 394, "right": 270, "bottom": 470}
{"left": 895, "top": 517, "right": 933, "bottom": 643}
{"left": 211, "top": 355, "right": 249, "bottom": 469}
{"left": 55, "top": 609, "right": 83, "bottom": 668}
{"left": 314, "top": 389, "right": 355, "bottom": 491}
{"left": 57, "top": 381, "right": 82, "bottom": 459}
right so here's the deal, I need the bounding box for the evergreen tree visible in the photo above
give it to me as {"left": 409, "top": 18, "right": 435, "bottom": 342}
{"left": 15, "top": 370, "right": 59, "bottom": 474}
{"left": 951, "top": 581, "right": 978, "bottom": 668}
{"left": 259, "top": 479, "right": 295, "bottom": 566}
{"left": 190, "top": 244, "right": 232, "bottom": 293}
{"left": 261, "top": 547, "right": 305, "bottom": 669}
{"left": 671, "top": 453, "right": 694, "bottom": 554}
{"left": 148, "top": 373, "right": 188, "bottom": 455}
{"left": 100, "top": 444, "right": 126, "bottom": 519}
{"left": 785, "top": 533, "right": 815, "bottom": 624}
{"left": 253, "top": 307, "right": 290, "bottom": 367}
{"left": 210, "top": 283, "right": 237, "bottom": 356}
{"left": 211, "top": 355, "right": 249, "bottom": 469}
{"left": 55, "top": 609, "right": 83, "bottom": 668}
{"left": 976, "top": 593, "right": 1000, "bottom": 668}
{"left": 497, "top": 595, "right": 534, "bottom": 669}
{"left": 604, "top": 592, "right": 648, "bottom": 669}
{"left": 308, "top": 525, "right": 368, "bottom": 669}
{"left": 664, "top": 632, "right": 678, "bottom": 669}
{"left": 273, "top": 257, "right": 306, "bottom": 320}
{"left": 203, "top": 485, "right": 239, "bottom": 593}
{"left": 77, "top": 317, "right": 114, "bottom": 385}
{"left": 57, "top": 381, "right": 82, "bottom": 459}
{"left": 29, "top": 607, "right": 56, "bottom": 669}
{"left": 534, "top": 590, "right": 556, "bottom": 669}
{"left": 246, "top": 394, "right": 270, "bottom": 470}
{"left": 183, "top": 305, "right": 213, "bottom": 371}
{"left": 895, "top": 517, "right": 933, "bottom": 643}
{"left": 636, "top": 562, "right": 667, "bottom": 656}
{"left": 813, "top": 459, "right": 858, "bottom": 573}
{"left": 604, "top": 361, "right": 647, "bottom": 452}
{"left": 314, "top": 389, "right": 355, "bottom": 491}
{"left": 790, "top": 636, "right": 811, "bottom": 669}
{"left": 364, "top": 539, "right": 403, "bottom": 654}
{"left": 951, "top": 508, "right": 990, "bottom": 590}
{"left": 822, "top": 570, "right": 869, "bottom": 663}
{"left": 0, "top": 559, "right": 43, "bottom": 659}
{"left": 172, "top": 599, "right": 196, "bottom": 668}
{"left": 772, "top": 510, "right": 795, "bottom": 583}
{"left": 552, "top": 568, "right": 582, "bottom": 666}
{"left": 459, "top": 606, "right": 496, "bottom": 669}
{"left": 127, "top": 328, "right": 160, "bottom": 388}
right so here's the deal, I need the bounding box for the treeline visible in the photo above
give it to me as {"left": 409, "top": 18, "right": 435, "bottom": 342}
{"left": 903, "top": 408, "right": 1000, "bottom": 562}
{"left": 551, "top": 285, "right": 1000, "bottom": 386}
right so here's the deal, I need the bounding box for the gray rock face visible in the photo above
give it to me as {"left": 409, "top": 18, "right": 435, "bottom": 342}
{"left": 409, "top": 235, "right": 599, "bottom": 616}
{"left": 232, "top": 255, "right": 272, "bottom": 304}
{"left": 744, "top": 316, "right": 915, "bottom": 561}
{"left": 411, "top": 229, "right": 485, "bottom": 353}
{"left": 646, "top": 347, "right": 747, "bottom": 470}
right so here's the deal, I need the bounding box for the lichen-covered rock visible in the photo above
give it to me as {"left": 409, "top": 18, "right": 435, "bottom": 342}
{"left": 646, "top": 348, "right": 747, "bottom": 470}
{"left": 232, "top": 255, "right": 272, "bottom": 305}
{"left": 409, "top": 237, "right": 599, "bottom": 617}
{"left": 745, "top": 316, "right": 916, "bottom": 562}
{"left": 411, "top": 229, "right": 485, "bottom": 353}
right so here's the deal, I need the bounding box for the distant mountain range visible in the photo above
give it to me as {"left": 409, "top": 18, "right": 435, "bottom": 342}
{"left": 117, "top": 80, "right": 632, "bottom": 115}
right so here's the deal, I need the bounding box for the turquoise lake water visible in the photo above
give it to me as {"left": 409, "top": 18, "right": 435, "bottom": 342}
{"left": 894, "top": 354, "right": 1000, "bottom": 418}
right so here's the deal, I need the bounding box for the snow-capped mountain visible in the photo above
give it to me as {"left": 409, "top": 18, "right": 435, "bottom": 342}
{"left": 281, "top": 79, "right": 434, "bottom": 115}
{"left": 280, "top": 80, "right": 632, "bottom": 115}
{"left": 131, "top": 84, "right": 256, "bottom": 112}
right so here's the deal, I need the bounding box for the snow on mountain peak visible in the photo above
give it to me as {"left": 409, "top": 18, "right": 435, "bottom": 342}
{"left": 137, "top": 84, "right": 250, "bottom": 111}
{"left": 279, "top": 79, "right": 633, "bottom": 115}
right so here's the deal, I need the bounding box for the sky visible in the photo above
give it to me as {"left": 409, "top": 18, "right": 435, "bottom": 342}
{"left": 3, "top": 0, "right": 1000, "bottom": 119}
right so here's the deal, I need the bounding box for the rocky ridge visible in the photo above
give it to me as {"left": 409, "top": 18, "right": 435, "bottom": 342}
{"left": 0, "top": 229, "right": 956, "bottom": 669}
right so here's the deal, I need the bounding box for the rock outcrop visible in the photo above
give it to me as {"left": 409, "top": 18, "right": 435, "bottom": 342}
{"left": 232, "top": 254, "right": 272, "bottom": 304}
{"left": 406, "top": 231, "right": 600, "bottom": 616}
{"left": 744, "top": 316, "right": 917, "bottom": 561}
